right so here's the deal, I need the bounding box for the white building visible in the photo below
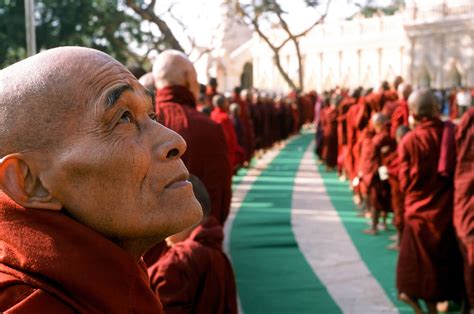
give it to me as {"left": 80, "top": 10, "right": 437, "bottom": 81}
{"left": 203, "top": 0, "right": 474, "bottom": 92}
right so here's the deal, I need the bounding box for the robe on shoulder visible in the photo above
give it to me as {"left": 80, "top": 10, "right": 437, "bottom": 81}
{"left": 390, "top": 99, "right": 409, "bottom": 139}
{"left": 148, "top": 217, "right": 238, "bottom": 314}
{"left": 396, "top": 118, "right": 464, "bottom": 302}
{"left": 454, "top": 107, "right": 474, "bottom": 307}
{"left": 211, "top": 107, "right": 244, "bottom": 171}
{"left": 155, "top": 85, "right": 232, "bottom": 225}
{"left": 0, "top": 192, "right": 162, "bottom": 313}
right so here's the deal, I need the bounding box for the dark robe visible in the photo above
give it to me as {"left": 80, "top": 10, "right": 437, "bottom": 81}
{"left": 396, "top": 118, "right": 464, "bottom": 302}
{"left": 454, "top": 107, "right": 474, "bottom": 307}
{"left": 155, "top": 86, "right": 232, "bottom": 226}
{"left": 390, "top": 99, "right": 409, "bottom": 139}
{"left": 0, "top": 193, "right": 162, "bottom": 313}
{"left": 232, "top": 93, "right": 255, "bottom": 163}
{"left": 360, "top": 128, "right": 395, "bottom": 213}
{"left": 321, "top": 106, "right": 339, "bottom": 168}
{"left": 386, "top": 150, "right": 405, "bottom": 233}
{"left": 211, "top": 107, "right": 243, "bottom": 170}
{"left": 148, "top": 217, "right": 238, "bottom": 314}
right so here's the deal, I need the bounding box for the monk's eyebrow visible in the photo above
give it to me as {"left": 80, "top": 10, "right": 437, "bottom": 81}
{"left": 105, "top": 84, "right": 133, "bottom": 110}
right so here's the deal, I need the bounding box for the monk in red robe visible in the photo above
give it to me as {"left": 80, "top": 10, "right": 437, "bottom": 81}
{"left": 211, "top": 94, "right": 244, "bottom": 171}
{"left": 390, "top": 83, "right": 412, "bottom": 139}
{"left": 321, "top": 100, "right": 339, "bottom": 170}
{"left": 397, "top": 88, "right": 464, "bottom": 313}
{"left": 0, "top": 47, "right": 203, "bottom": 312}
{"left": 360, "top": 113, "right": 396, "bottom": 235}
{"left": 454, "top": 107, "right": 474, "bottom": 311}
{"left": 149, "top": 175, "right": 238, "bottom": 314}
{"left": 386, "top": 125, "right": 410, "bottom": 250}
{"left": 234, "top": 88, "right": 255, "bottom": 164}
{"left": 152, "top": 50, "right": 232, "bottom": 226}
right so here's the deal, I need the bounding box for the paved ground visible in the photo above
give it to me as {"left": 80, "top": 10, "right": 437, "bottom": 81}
{"left": 225, "top": 131, "right": 412, "bottom": 314}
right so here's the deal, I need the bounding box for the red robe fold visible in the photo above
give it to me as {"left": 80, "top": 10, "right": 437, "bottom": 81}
{"left": 360, "top": 129, "right": 395, "bottom": 212}
{"left": 390, "top": 99, "right": 409, "bottom": 139}
{"left": 386, "top": 150, "right": 405, "bottom": 232}
{"left": 396, "top": 118, "right": 464, "bottom": 302}
{"left": 155, "top": 86, "right": 232, "bottom": 225}
{"left": 454, "top": 107, "right": 474, "bottom": 307}
{"left": 232, "top": 93, "right": 255, "bottom": 163}
{"left": 211, "top": 107, "right": 243, "bottom": 170}
{"left": 148, "top": 217, "right": 238, "bottom": 314}
{"left": 0, "top": 192, "right": 162, "bottom": 313}
{"left": 321, "top": 106, "right": 338, "bottom": 168}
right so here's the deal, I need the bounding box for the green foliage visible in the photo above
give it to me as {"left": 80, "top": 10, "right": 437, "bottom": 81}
{"left": 350, "top": 0, "right": 405, "bottom": 18}
{"left": 0, "top": 0, "right": 149, "bottom": 69}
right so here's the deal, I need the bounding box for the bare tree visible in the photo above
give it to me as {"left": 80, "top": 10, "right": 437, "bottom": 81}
{"left": 233, "top": 0, "right": 330, "bottom": 91}
{"left": 124, "top": 0, "right": 185, "bottom": 52}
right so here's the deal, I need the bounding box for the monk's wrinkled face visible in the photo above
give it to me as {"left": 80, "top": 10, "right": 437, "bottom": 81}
{"left": 45, "top": 59, "right": 202, "bottom": 243}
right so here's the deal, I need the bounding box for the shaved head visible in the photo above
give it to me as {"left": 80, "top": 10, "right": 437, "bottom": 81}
{"left": 0, "top": 47, "right": 133, "bottom": 157}
{"left": 0, "top": 46, "right": 202, "bottom": 259}
{"left": 152, "top": 50, "right": 199, "bottom": 100}
{"left": 408, "top": 88, "right": 439, "bottom": 120}
{"left": 397, "top": 83, "right": 413, "bottom": 101}
{"left": 371, "top": 112, "right": 388, "bottom": 131}
{"left": 138, "top": 72, "right": 155, "bottom": 91}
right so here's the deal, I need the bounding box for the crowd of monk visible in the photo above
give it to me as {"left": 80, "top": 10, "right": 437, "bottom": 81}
{"left": 0, "top": 46, "right": 472, "bottom": 314}
{"left": 315, "top": 78, "right": 473, "bottom": 313}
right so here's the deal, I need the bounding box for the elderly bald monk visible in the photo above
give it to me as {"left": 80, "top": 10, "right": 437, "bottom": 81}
{"left": 152, "top": 50, "right": 232, "bottom": 225}
{"left": 0, "top": 47, "right": 203, "bottom": 312}
{"left": 149, "top": 175, "right": 238, "bottom": 314}
{"left": 396, "top": 88, "right": 464, "bottom": 313}
{"left": 454, "top": 107, "right": 474, "bottom": 311}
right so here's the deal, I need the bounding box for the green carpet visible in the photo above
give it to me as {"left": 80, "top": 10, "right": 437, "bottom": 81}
{"left": 314, "top": 143, "right": 412, "bottom": 313}
{"left": 230, "top": 134, "right": 341, "bottom": 314}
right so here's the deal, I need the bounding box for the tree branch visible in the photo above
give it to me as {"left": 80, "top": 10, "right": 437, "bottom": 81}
{"left": 125, "top": 0, "right": 184, "bottom": 52}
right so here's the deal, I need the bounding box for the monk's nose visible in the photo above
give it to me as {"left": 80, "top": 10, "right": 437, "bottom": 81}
{"left": 154, "top": 126, "right": 187, "bottom": 161}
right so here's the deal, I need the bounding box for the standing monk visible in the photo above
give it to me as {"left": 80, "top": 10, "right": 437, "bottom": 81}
{"left": 211, "top": 94, "right": 243, "bottom": 171}
{"left": 454, "top": 107, "right": 474, "bottom": 312}
{"left": 397, "top": 89, "right": 464, "bottom": 313}
{"left": 148, "top": 176, "right": 238, "bottom": 314}
{"left": 390, "top": 83, "right": 412, "bottom": 139}
{"left": 0, "top": 47, "right": 203, "bottom": 312}
{"left": 152, "top": 50, "right": 232, "bottom": 226}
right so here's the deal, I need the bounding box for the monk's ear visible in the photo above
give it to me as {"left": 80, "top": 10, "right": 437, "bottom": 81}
{"left": 0, "top": 154, "right": 62, "bottom": 210}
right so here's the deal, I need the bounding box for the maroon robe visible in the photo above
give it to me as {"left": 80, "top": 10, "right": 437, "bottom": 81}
{"left": 396, "top": 118, "right": 464, "bottom": 302}
{"left": 360, "top": 128, "right": 395, "bottom": 213}
{"left": 390, "top": 99, "right": 409, "bottom": 139}
{"left": 232, "top": 93, "right": 255, "bottom": 163}
{"left": 148, "top": 217, "right": 238, "bottom": 314}
{"left": 211, "top": 107, "right": 243, "bottom": 171}
{"left": 155, "top": 86, "right": 232, "bottom": 225}
{"left": 454, "top": 107, "right": 474, "bottom": 307}
{"left": 0, "top": 192, "right": 161, "bottom": 313}
{"left": 321, "top": 106, "right": 338, "bottom": 168}
{"left": 386, "top": 150, "right": 405, "bottom": 232}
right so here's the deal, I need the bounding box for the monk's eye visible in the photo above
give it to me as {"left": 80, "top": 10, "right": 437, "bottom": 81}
{"left": 119, "top": 111, "right": 134, "bottom": 124}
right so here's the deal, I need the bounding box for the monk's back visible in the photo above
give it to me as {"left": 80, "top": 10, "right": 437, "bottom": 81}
{"left": 400, "top": 119, "right": 449, "bottom": 217}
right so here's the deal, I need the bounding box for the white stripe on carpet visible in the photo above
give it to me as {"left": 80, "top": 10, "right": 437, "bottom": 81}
{"left": 291, "top": 144, "right": 398, "bottom": 314}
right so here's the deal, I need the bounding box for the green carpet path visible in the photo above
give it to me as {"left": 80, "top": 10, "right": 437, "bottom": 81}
{"left": 229, "top": 133, "right": 341, "bottom": 314}
{"left": 315, "top": 158, "right": 410, "bottom": 313}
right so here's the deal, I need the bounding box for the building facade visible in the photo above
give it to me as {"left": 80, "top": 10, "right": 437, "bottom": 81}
{"left": 204, "top": 0, "right": 474, "bottom": 92}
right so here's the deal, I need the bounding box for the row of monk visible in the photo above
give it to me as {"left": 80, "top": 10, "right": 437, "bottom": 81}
{"left": 314, "top": 78, "right": 473, "bottom": 313}
{"left": 0, "top": 47, "right": 320, "bottom": 313}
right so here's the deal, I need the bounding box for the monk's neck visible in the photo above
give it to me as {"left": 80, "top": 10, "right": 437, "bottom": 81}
{"left": 114, "top": 237, "right": 163, "bottom": 261}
